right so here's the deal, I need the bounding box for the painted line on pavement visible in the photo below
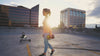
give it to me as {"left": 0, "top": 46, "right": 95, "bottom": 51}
{"left": 26, "top": 44, "right": 32, "bottom": 56}
{"left": 64, "top": 41, "right": 100, "bottom": 55}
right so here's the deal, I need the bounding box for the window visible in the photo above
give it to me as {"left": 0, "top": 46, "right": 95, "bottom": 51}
{"left": 82, "top": 13, "right": 85, "bottom": 17}
{"left": 78, "top": 11, "right": 80, "bottom": 16}
{"left": 80, "top": 12, "right": 82, "bottom": 17}
{"left": 63, "top": 12, "right": 65, "bottom": 21}
{"left": 76, "top": 11, "right": 80, "bottom": 16}
{"left": 73, "top": 11, "right": 75, "bottom": 16}
{"left": 70, "top": 10, "right": 73, "bottom": 15}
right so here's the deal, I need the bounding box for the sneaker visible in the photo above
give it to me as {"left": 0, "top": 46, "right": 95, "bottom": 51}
{"left": 39, "top": 53, "right": 46, "bottom": 56}
{"left": 50, "top": 50, "right": 55, "bottom": 56}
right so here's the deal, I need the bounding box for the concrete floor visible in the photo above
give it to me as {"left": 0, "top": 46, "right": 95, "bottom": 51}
{"left": 0, "top": 33, "right": 100, "bottom": 56}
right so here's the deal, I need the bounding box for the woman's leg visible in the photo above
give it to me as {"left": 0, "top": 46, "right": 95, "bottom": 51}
{"left": 48, "top": 42, "right": 55, "bottom": 55}
{"left": 48, "top": 43, "right": 53, "bottom": 50}
{"left": 40, "top": 33, "right": 54, "bottom": 56}
{"left": 44, "top": 33, "right": 49, "bottom": 53}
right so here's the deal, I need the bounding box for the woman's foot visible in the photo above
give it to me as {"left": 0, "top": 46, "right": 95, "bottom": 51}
{"left": 50, "top": 49, "right": 55, "bottom": 56}
{"left": 39, "top": 53, "right": 46, "bottom": 56}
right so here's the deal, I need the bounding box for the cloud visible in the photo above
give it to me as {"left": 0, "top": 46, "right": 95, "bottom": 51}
{"left": 10, "top": 2, "right": 19, "bottom": 7}
{"left": 89, "top": 0, "right": 100, "bottom": 18}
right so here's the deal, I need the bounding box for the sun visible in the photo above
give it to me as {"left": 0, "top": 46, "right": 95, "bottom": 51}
{"left": 47, "top": 16, "right": 59, "bottom": 28}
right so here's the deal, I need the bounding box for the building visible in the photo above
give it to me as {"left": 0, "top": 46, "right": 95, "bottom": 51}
{"left": 0, "top": 4, "right": 39, "bottom": 27}
{"left": 60, "top": 8, "right": 86, "bottom": 28}
{"left": 9, "top": 6, "right": 30, "bottom": 27}
{"left": 30, "top": 5, "right": 39, "bottom": 27}
{"left": 0, "top": 5, "right": 9, "bottom": 26}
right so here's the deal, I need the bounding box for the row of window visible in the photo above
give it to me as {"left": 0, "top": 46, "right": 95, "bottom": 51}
{"left": 70, "top": 21, "right": 85, "bottom": 23}
{"left": 10, "top": 19, "right": 38, "bottom": 22}
{"left": 69, "top": 22, "right": 84, "bottom": 24}
{"left": 70, "top": 20, "right": 85, "bottom": 22}
{"left": 0, "top": 20, "right": 8, "bottom": 22}
{"left": 31, "top": 22, "right": 38, "bottom": 24}
{"left": 9, "top": 16, "right": 29, "bottom": 19}
{"left": 31, "top": 17, "right": 38, "bottom": 19}
{"left": 9, "top": 13, "right": 29, "bottom": 17}
{"left": 0, "top": 14, "right": 8, "bottom": 17}
{"left": 0, "top": 23, "right": 8, "bottom": 24}
{"left": 12, "top": 22, "right": 29, "bottom": 24}
{"left": 62, "top": 11, "right": 85, "bottom": 17}
{"left": 9, "top": 7, "right": 29, "bottom": 11}
{"left": 31, "top": 14, "right": 38, "bottom": 17}
{"left": 69, "top": 24, "right": 84, "bottom": 26}
{"left": 69, "top": 10, "right": 85, "bottom": 17}
{"left": 31, "top": 11, "right": 38, "bottom": 13}
{"left": 11, "top": 19, "right": 29, "bottom": 22}
{"left": 9, "top": 13, "right": 38, "bottom": 18}
{"left": 9, "top": 12, "right": 30, "bottom": 16}
{"left": 31, "top": 19, "right": 38, "bottom": 21}
{"left": 9, "top": 10, "right": 30, "bottom": 14}
{"left": 70, "top": 16, "right": 85, "bottom": 19}
{"left": 0, "top": 19, "right": 8, "bottom": 21}
{"left": 70, "top": 18, "right": 85, "bottom": 21}
{"left": 9, "top": 8, "right": 38, "bottom": 14}
{"left": 31, "top": 23, "right": 38, "bottom": 25}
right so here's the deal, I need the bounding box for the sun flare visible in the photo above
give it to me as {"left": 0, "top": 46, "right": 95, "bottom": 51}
{"left": 47, "top": 16, "right": 59, "bottom": 28}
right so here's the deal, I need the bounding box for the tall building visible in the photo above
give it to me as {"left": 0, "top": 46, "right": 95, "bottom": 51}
{"left": 60, "top": 8, "right": 86, "bottom": 28}
{"left": 30, "top": 5, "right": 39, "bottom": 27}
{"left": 9, "top": 6, "right": 30, "bottom": 27}
{"left": 0, "top": 5, "right": 9, "bottom": 26}
{"left": 0, "top": 4, "right": 39, "bottom": 27}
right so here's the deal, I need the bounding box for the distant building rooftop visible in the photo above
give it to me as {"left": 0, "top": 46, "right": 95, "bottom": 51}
{"left": 0, "top": 4, "right": 29, "bottom": 9}
{"left": 61, "top": 8, "right": 86, "bottom": 13}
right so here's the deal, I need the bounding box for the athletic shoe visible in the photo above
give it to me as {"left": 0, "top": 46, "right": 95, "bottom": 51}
{"left": 50, "top": 50, "right": 55, "bottom": 56}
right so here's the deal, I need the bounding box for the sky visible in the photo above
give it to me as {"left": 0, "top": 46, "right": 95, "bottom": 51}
{"left": 0, "top": 0, "right": 100, "bottom": 27}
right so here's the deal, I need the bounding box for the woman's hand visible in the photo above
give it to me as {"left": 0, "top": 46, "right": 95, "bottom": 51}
{"left": 49, "top": 34, "right": 52, "bottom": 38}
{"left": 49, "top": 34, "right": 54, "bottom": 39}
{"left": 42, "top": 34, "right": 44, "bottom": 37}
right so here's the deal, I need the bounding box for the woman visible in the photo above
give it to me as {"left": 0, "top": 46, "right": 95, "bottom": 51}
{"left": 39, "top": 8, "right": 55, "bottom": 56}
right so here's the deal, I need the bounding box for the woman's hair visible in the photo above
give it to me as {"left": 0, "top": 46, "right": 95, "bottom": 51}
{"left": 43, "top": 8, "right": 51, "bottom": 16}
